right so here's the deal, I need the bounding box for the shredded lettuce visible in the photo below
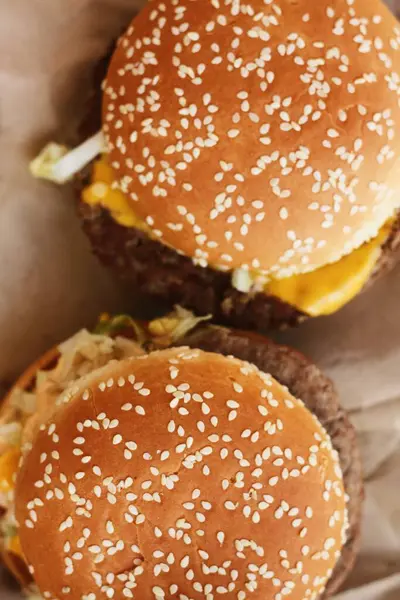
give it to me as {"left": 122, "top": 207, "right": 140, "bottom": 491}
{"left": 148, "top": 306, "right": 211, "bottom": 347}
{"left": 96, "top": 308, "right": 211, "bottom": 348}
{"left": 94, "top": 314, "right": 148, "bottom": 344}
{"left": 232, "top": 268, "right": 253, "bottom": 293}
{"left": 26, "top": 588, "right": 43, "bottom": 600}
{"left": 29, "top": 131, "right": 105, "bottom": 184}
{"left": 0, "top": 422, "right": 22, "bottom": 449}
{"left": 1, "top": 517, "right": 17, "bottom": 541}
{"left": 10, "top": 389, "right": 36, "bottom": 416}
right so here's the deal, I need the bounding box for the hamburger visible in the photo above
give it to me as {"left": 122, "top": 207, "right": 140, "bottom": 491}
{"left": 0, "top": 309, "right": 362, "bottom": 599}
{"left": 30, "top": 0, "right": 400, "bottom": 332}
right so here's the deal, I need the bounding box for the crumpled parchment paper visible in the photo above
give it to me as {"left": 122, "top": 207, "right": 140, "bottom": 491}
{"left": 0, "top": 1, "right": 399, "bottom": 599}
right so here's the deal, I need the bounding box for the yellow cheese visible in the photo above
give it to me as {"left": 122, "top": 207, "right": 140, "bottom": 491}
{"left": 82, "top": 159, "right": 148, "bottom": 230}
{"left": 2, "top": 536, "right": 27, "bottom": 582}
{"left": 0, "top": 448, "right": 20, "bottom": 494}
{"left": 7, "top": 534, "right": 23, "bottom": 560}
{"left": 83, "top": 159, "right": 392, "bottom": 317}
{"left": 266, "top": 223, "right": 391, "bottom": 316}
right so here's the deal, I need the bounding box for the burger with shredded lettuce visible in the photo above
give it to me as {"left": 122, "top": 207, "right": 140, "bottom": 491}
{"left": 30, "top": 0, "right": 400, "bottom": 331}
{"left": 0, "top": 308, "right": 362, "bottom": 599}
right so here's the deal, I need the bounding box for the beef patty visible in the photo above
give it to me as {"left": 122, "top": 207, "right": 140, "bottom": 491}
{"left": 179, "top": 324, "right": 364, "bottom": 599}
{"left": 79, "top": 199, "right": 400, "bottom": 332}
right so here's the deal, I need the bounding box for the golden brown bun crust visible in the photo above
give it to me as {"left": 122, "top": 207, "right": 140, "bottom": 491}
{"left": 103, "top": 0, "right": 400, "bottom": 277}
{"left": 0, "top": 347, "right": 60, "bottom": 587}
{"left": 16, "top": 348, "right": 347, "bottom": 600}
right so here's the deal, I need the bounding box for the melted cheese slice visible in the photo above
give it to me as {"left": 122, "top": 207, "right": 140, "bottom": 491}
{"left": 0, "top": 447, "right": 20, "bottom": 494}
{"left": 82, "top": 159, "right": 390, "bottom": 316}
{"left": 6, "top": 534, "right": 23, "bottom": 558}
{"left": 83, "top": 160, "right": 149, "bottom": 230}
{"left": 266, "top": 223, "right": 390, "bottom": 316}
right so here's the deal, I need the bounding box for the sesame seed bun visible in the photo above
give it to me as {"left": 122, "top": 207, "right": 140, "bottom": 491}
{"left": 179, "top": 325, "right": 363, "bottom": 599}
{"left": 103, "top": 0, "right": 400, "bottom": 278}
{"left": 15, "top": 347, "right": 348, "bottom": 600}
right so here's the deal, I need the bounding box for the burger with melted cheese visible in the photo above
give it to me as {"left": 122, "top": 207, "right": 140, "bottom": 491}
{"left": 31, "top": 0, "right": 400, "bottom": 330}
{"left": 0, "top": 309, "right": 362, "bottom": 600}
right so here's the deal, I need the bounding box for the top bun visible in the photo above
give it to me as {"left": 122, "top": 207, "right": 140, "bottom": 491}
{"left": 16, "top": 348, "right": 347, "bottom": 600}
{"left": 103, "top": 0, "right": 400, "bottom": 278}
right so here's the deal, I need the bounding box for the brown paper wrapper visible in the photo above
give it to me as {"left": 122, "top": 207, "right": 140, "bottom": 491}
{"left": 0, "top": 1, "right": 399, "bottom": 598}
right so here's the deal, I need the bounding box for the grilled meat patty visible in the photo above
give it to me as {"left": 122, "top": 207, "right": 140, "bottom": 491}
{"left": 79, "top": 199, "right": 400, "bottom": 331}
